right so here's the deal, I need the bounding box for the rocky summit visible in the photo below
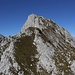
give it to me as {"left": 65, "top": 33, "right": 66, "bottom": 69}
{"left": 0, "top": 14, "right": 75, "bottom": 75}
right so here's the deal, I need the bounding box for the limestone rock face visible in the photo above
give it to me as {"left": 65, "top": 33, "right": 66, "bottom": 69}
{"left": 0, "top": 14, "right": 75, "bottom": 75}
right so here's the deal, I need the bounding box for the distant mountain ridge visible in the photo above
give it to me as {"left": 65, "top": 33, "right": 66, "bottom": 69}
{"left": 0, "top": 14, "right": 75, "bottom": 75}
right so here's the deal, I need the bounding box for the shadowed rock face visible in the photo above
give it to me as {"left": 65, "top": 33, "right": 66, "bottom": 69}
{"left": 0, "top": 34, "right": 5, "bottom": 43}
{"left": 0, "top": 14, "right": 75, "bottom": 75}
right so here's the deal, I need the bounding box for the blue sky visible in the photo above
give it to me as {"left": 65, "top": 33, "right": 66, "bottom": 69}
{"left": 0, "top": 0, "right": 75, "bottom": 36}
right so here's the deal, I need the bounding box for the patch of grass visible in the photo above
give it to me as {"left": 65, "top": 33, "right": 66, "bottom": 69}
{"left": 53, "top": 54, "right": 73, "bottom": 75}
{"left": 0, "top": 72, "right": 2, "bottom": 75}
{"left": 53, "top": 40, "right": 75, "bottom": 75}
{"left": 14, "top": 31, "right": 39, "bottom": 74}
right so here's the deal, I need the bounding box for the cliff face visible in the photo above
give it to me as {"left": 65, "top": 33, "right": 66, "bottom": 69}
{"left": 0, "top": 14, "right": 75, "bottom": 75}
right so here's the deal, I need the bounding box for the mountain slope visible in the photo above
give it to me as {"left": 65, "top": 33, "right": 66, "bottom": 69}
{"left": 0, "top": 14, "right": 75, "bottom": 75}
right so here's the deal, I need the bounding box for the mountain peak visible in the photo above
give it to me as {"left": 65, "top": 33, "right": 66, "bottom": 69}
{"left": 21, "top": 14, "right": 39, "bottom": 33}
{"left": 21, "top": 14, "right": 51, "bottom": 33}
{"left": 28, "top": 14, "right": 38, "bottom": 18}
{"left": 0, "top": 14, "right": 75, "bottom": 75}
